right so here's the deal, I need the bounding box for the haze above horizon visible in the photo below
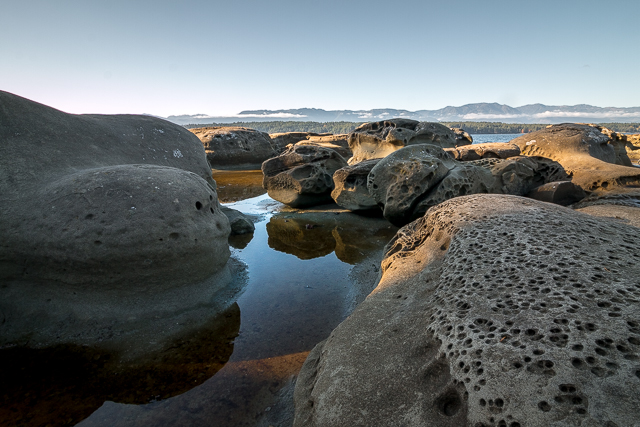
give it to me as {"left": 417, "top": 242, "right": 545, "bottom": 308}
{"left": 2, "top": 0, "right": 638, "bottom": 117}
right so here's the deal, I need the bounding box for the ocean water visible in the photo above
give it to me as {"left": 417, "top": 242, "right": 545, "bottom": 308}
{"left": 470, "top": 133, "right": 523, "bottom": 144}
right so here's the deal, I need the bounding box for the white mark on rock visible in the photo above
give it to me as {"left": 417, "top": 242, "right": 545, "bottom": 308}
{"left": 173, "top": 149, "right": 183, "bottom": 158}
{"left": 526, "top": 140, "right": 536, "bottom": 145}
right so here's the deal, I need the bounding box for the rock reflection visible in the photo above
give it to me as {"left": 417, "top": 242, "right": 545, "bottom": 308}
{"left": 266, "top": 212, "right": 398, "bottom": 263}
{"left": 0, "top": 303, "right": 241, "bottom": 427}
{"left": 212, "top": 169, "right": 266, "bottom": 203}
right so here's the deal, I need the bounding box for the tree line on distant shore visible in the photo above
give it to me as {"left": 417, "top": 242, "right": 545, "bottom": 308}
{"left": 184, "top": 121, "right": 640, "bottom": 134}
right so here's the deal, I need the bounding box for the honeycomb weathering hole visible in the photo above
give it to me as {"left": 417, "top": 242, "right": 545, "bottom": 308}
{"left": 195, "top": 201, "right": 203, "bottom": 210}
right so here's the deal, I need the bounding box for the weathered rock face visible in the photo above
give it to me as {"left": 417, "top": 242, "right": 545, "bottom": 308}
{"left": 444, "top": 142, "right": 521, "bottom": 161}
{"left": 0, "top": 91, "right": 232, "bottom": 349}
{"left": 626, "top": 134, "right": 640, "bottom": 165}
{"left": 511, "top": 124, "right": 640, "bottom": 191}
{"left": 221, "top": 206, "right": 255, "bottom": 235}
{"left": 583, "top": 124, "right": 632, "bottom": 167}
{"left": 294, "top": 194, "right": 640, "bottom": 427}
{"left": 261, "top": 144, "right": 348, "bottom": 207}
{"left": 331, "top": 159, "right": 380, "bottom": 211}
{"left": 347, "top": 119, "right": 457, "bottom": 164}
{"left": 269, "top": 132, "right": 327, "bottom": 153}
{"left": 367, "top": 144, "right": 567, "bottom": 226}
{"left": 190, "top": 126, "right": 276, "bottom": 170}
{"left": 450, "top": 127, "right": 473, "bottom": 145}
{"left": 297, "top": 134, "right": 351, "bottom": 160}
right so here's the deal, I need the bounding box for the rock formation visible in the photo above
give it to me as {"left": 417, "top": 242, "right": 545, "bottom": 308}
{"left": 261, "top": 144, "right": 348, "bottom": 208}
{"left": 366, "top": 144, "right": 566, "bottom": 226}
{"left": 526, "top": 181, "right": 587, "bottom": 206}
{"left": 450, "top": 127, "right": 473, "bottom": 145}
{"left": 347, "top": 119, "right": 457, "bottom": 164}
{"left": 444, "top": 142, "right": 521, "bottom": 161}
{"left": 190, "top": 126, "right": 276, "bottom": 170}
{"left": 625, "top": 134, "right": 640, "bottom": 165}
{"left": 294, "top": 194, "right": 640, "bottom": 427}
{"left": 511, "top": 123, "right": 640, "bottom": 191}
{"left": 0, "top": 90, "right": 234, "bottom": 350}
{"left": 331, "top": 159, "right": 380, "bottom": 211}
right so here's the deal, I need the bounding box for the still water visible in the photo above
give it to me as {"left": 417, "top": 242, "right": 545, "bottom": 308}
{"left": 0, "top": 171, "right": 396, "bottom": 427}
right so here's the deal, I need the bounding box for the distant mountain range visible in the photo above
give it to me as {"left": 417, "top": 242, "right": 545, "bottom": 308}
{"left": 164, "top": 103, "right": 640, "bottom": 126}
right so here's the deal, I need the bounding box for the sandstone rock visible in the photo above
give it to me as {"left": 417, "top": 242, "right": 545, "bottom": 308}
{"left": 444, "top": 142, "right": 521, "bottom": 161}
{"left": 625, "top": 134, "right": 640, "bottom": 165}
{"left": 347, "top": 119, "right": 456, "bottom": 164}
{"left": 331, "top": 159, "right": 380, "bottom": 211}
{"left": 0, "top": 90, "right": 233, "bottom": 349}
{"left": 221, "top": 206, "right": 256, "bottom": 235}
{"left": 581, "top": 123, "right": 632, "bottom": 166}
{"left": 450, "top": 127, "right": 473, "bottom": 145}
{"left": 190, "top": 126, "right": 276, "bottom": 170}
{"left": 367, "top": 144, "right": 567, "bottom": 226}
{"left": 261, "top": 144, "right": 348, "bottom": 207}
{"left": 294, "top": 194, "right": 640, "bottom": 427}
{"left": 526, "top": 181, "right": 587, "bottom": 206}
{"left": 511, "top": 123, "right": 640, "bottom": 191}
{"left": 297, "top": 134, "right": 351, "bottom": 160}
{"left": 269, "top": 132, "right": 330, "bottom": 153}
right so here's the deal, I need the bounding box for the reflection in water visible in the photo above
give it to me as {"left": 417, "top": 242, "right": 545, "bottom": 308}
{"left": 212, "top": 169, "right": 266, "bottom": 203}
{"left": 266, "top": 212, "right": 397, "bottom": 264}
{"left": 0, "top": 303, "right": 241, "bottom": 427}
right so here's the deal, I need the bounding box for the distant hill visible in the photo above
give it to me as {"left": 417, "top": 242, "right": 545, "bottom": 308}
{"left": 165, "top": 103, "right": 640, "bottom": 125}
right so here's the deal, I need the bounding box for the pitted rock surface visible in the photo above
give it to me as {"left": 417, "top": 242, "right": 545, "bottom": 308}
{"left": 261, "top": 144, "right": 348, "bottom": 207}
{"left": 445, "top": 142, "right": 521, "bottom": 161}
{"left": 190, "top": 126, "right": 276, "bottom": 169}
{"left": 294, "top": 194, "right": 640, "bottom": 427}
{"left": 367, "top": 144, "right": 567, "bottom": 226}
{"left": 347, "top": 119, "right": 456, "bottom": 164}
{"left": 331, "top": 159, "right": 380, "bottom": 211}
{"left": 0, "top": 91, "right": 233, "bottom": 349}
{"left": 511, "top": 124, "right": 640, "bottom": 191}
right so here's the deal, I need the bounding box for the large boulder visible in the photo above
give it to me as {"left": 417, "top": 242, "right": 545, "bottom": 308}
{"left": 347, "top": 119, "right": 457, "bottom": 164}
{"left": 367, "top": 144, "right": 566, "bottom": 226}
{"left": 269, "top": 132, "right": 327, "bottom": 153}
{"left": 297, "top": 134, "right": 351, "bottom": 160}
{"left": 511, "top": 123, "right": 640, "bottom": 191}
{"left": 0, "top": 91, "right": 233, "bottom": 349}
{"left": 261, "top": 144, "right": 348, "bottom": 207}
{"left": 294, "top": 194, "right": 640, "bottom": 427}
{"left": 331, "top": 159, "right": 380, "bottom": 211}
{"left": 190, "top": 126, "right": 276, "bottom": 170}
{"left": 450, "top": 127, "right": 473, "bottom": 146}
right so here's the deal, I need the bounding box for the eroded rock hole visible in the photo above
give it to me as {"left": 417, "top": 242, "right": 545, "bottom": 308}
{"left": 195, "top": 201, "right": 203, "bottom": 210}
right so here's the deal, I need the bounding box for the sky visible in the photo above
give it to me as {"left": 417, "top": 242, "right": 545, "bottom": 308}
{"left": 1, "top": 0, "right": 639, "bottom": 117}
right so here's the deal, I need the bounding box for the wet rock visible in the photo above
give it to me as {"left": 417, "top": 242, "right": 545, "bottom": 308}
{"left": 0, "top": 90, "right": 233, "bottom": 349}
{"left": 526, "top": 181, "right": 587, "bottom": 206}
{"left": 294, "top": 194, "right": 640, "bottom": 427}
{"left": 261, "top": 144, "right": 348, "bottom": 208}
{"left": 331, "top": 159, "right": 380, "bottom": 211}
{"left": 347, "top": 119, "right": 456, "bottom": 164}
{"left": 511, "top": 123, "right": 640, "bottom": 191}
{"left": 367, "top": 144, "right": 567, "bottom": 226}
{"left": 190, "top": 126, "right": 277, "bottom": 170}
{"left": 450, "top": 127, "right": 473, "bottom": 145}
{"left": 444, "top": 142, "right": 521, "bottom": 161}
{"left": 221, "top": 206, "right": 256, "bottom": 235}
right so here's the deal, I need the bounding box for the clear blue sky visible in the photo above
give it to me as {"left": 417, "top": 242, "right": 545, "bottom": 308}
{"left": 1, "top": 0, "right": 638, "bottom": 116}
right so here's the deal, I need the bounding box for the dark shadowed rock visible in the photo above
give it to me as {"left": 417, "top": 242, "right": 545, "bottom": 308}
{"left": 526, "top": 181, "right": 587, "bottom": 206}
{"left": 221, "top": 206, "right": 255, "bottom": 235}
{"left": 450, "top": 127, "right": 473, "bottom": 145}
{"left": 347, "top": 119, "right": 456, "bottom": 164}
{"left": 0, "top": 90, "right": 234, "bottom": 350}
{"left": 190, "top": 126, "right": 276, "bottom": 170}
{"left": 625, "top": 134, "right": 640, "bottom": 165}
{"left": 444, "top": 142, "right": 521, "bottom": 161}
{"left": 261, "top": 144, "right": 348, "bottom": 208}
{"left": 294, "top": 195, "right": 640, "bottom": 427}
{"left": 511, "top": 123, "right": 640, "bottom": 191}
{"left": 331, "top": 159, "right": 380, "bottom": 211}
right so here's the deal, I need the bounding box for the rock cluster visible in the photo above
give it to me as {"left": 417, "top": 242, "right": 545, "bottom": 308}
{"left": 347, "top": 119, "right": 457, "bottom": 164}
{"left": 190, "top": 126, "right": 276, "bottom": 170}
{"left": 294, "top": 194, "right": 640, "bottom": 427}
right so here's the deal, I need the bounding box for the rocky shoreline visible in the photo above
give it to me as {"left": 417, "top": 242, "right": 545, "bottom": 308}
{"left": 1, "top": 91, "right": 639, "bottom": 426}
